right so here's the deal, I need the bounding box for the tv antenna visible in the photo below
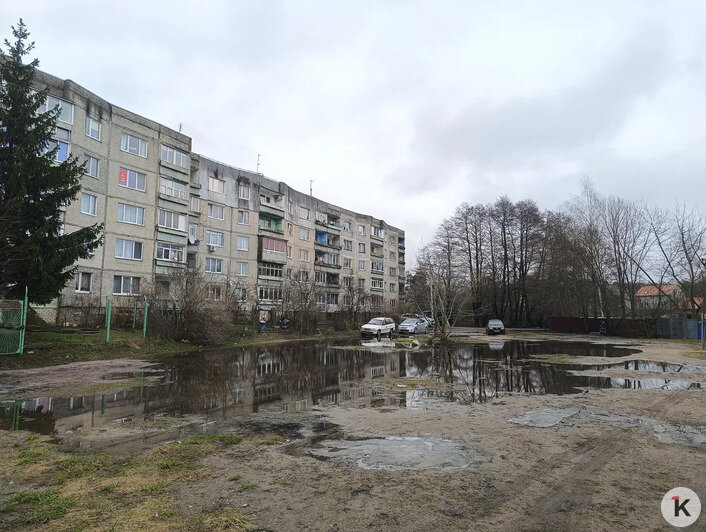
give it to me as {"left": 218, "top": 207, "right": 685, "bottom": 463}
{"left": 256, "top": 154, "right": 262, "bottom": 173}
{"left": 310, "top": 179, "right": 314, "bottom": 196}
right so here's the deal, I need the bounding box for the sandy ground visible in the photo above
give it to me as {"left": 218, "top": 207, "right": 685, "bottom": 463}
{"left": 0, "top": 332, "right": 704, "bottom": 531}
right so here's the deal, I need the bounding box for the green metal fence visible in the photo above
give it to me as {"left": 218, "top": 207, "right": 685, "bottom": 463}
{"left": 0, "top": 288, "right": 28, "bottom": 355}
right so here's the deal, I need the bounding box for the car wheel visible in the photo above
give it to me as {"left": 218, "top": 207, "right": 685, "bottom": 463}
{"left": 376, "top": 331, "right": 381, "bottom": 341}
{"left": 389, "top": 330, "right": 393, "bottom": 339}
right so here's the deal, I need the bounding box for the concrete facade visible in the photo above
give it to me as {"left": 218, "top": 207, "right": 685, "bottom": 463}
{"left": 31, "top": 69, "right": 405, "bottom": 323}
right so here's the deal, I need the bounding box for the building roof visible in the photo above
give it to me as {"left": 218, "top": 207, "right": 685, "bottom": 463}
{"left": 635, "top": 284, "right": 680, "bottom": 297}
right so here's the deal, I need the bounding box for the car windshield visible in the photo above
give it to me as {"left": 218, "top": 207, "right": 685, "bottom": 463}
{"left": 401, "top": 319, "right": 417, "bottom": 325}
{"left": 489, "top": 320, "right": 503, "bottom": 326}
{"left": 368, "top": 318, "right": 385, "bottom": 325}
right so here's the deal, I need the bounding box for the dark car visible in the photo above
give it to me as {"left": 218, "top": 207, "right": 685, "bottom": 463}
{"left": 486, "top": 319, "right": 505, "bottom": 335}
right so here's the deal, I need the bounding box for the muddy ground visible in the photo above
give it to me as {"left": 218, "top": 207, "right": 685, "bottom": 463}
{"left": 0, "top": 332, "right": 704, "bottom": 531}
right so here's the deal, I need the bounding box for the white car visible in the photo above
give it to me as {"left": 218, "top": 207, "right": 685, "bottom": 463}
{"left": 361, "top": 317, "right": 396, "bottom": 339}
{"left": 398, "top": 318, "right": 428, "bottom": 335}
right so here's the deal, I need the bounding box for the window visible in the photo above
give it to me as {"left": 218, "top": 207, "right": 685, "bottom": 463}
{"left": 286, "top": 245, "right": 292, "bottom": 258}
{"left": 119, "top": 168, "right": 146, "bottom": 191}
{"left": 189, "top": 195, "right": 200, "bottom": 212}
{"left": 343, "top": 240, "right": 353, "bottom": 251}
{"left": 236, "top": 236, "right": 249, "bottom": 251}
{"left": 160, "top": 145, "right": 189, "bottom": 168}
{"left": 258, "top": 286, "right": 283, "bottom": 301}
{"left": 390, "top": 283, "right": 396, "bottom": 292}
{"left": 299, "top": 206, "right": 310, "bottom": 220}
{"left": 371, "top": 278, "right": 384, "bottom": 289}
{"left": 208, "top": 176, "right": 225, "bottom": 194}
{"left": 343, "top": 258, "right": 352, "bottom": 269}
{"left": 288, "top": 200, "right": 294, "bottom": 214}
{"left": 159, "top": 177, "right": 186, "bottom": 199}
{"left": 238, "top": 183, "right": 250, "bottom": 200}
{"left": 236, "top": 261, "right": 248, "bottom": 276}
{"left": 206, "top": 285, "right": 222, "bottom": 300}
{"left": 208, "top": 203, "right": 225, "bottom": 220}
{"left": 205, "top": 257, "right": 223, "bottom": 273}
{"left": 44, "top": 128, "right": 70, "bottom": 162}
{"left": 258, "top": 262, "right": 283, "bottom": 277}
{"left": 343, "top": 276, "right": 351, "bottom": 287}
{"left": 156, "top": 242, "right": 184, "bottom": 262}
{"left": 75, "top": 272, "right": 91, "bottom": 293}
{"left": 372, "top": 227, "right": 383, "bottom": 238}
{"left": 315, "top": 211, "right": 327, "bottom": 224}
{"left": 118, "top": 203, "right": 145, "bottom": 225}
{"left": 299, "top": 228, "right": 310, "bottom": 241}
{"left": 158, "top": 209, "right": 186, "bottom": 231}
{"left": 81, "top": 193, "right": 97, "bottom": 216}
{"left": 359, "top": 278, "right": 365, "bottom": 288}
{"left": 390, "top": 267, "right": 397, "bottom": 276}
{"left": 115, "top": 239, "right": 142, "bottom": 260}
{"left": 298, "top": 270, "right": 309, "bottom": 282}
{"left": 237, "top": 211, "right": 249, "bottom": 225}
{"left": 287, "top": 223, "right": 293, "bottom": 235}
{"left": 358, "top": 260, "right": 365, "bottom": 271}
{"left": 389, "top": 251, "right": 395, "bottom": 261}
{"left": 358, "top": 243, "right": 366, "bottom": 253}
{"left": 235, "top": 287, "right": 247, "bottom": 301}
{"left": 372, "top": 261, "right": 384, "bottom": 273}
{"left": 358, "top": 225, "right": 365, "bottom": 235}
{"left": 188, "top": 224, "right": 197, "bottom": 244}
{"left": 44, "top": 96, "right": 74, "bottom": 124}
{"left": 206, "top": 230, "right": 224, "bottom": 247}
{"left": 262, "top": 237, "right": 285, "bottom": 253}
{"left": 120, "top": 133, "right": 147, "bottom": 157}
{"left": 84, "top": 155, "right": 99, "bottom": 178}
{"left": 113, "top": 275, "right": 140, "bottom": 295}
{"left": 85, "top": 116, "right": 101, "bottom": 140}
{"left": 300, "top": 250, "right": 310, "bottom": 262}
{"left": 343, "top": 221, "right": 352, "bottom": 232}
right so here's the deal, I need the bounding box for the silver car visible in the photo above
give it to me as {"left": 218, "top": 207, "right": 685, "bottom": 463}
{"left": 398, "top": 318, "right": 428, "bottom": 335}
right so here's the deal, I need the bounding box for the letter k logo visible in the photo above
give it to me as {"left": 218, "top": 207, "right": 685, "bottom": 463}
{"left": 672, "top": 496, "right": 691, "bottom": 517}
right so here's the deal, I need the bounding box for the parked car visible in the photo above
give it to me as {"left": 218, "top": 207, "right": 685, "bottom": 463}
{"left": 361, "top": 317, "right": 396, "bottom": 339}
{"left": 398, "top": 318, "right": 429, "bottom": 335}
{"left": 422, "top": 311, "right": 436, "bottom": 327}
{"left": 486, "top": 319, "right": 505, "bottom": 335}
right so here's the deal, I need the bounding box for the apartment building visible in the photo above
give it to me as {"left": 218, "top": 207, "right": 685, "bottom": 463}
{"left": 31, "top": 69, "right": 405, "bottom": 323}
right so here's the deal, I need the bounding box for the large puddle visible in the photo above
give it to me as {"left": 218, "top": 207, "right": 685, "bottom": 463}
{"left": 0, "top": 339, "right": 702, "bottom": 436}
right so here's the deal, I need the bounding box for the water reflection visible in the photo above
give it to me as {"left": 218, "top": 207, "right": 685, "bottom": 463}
{"left": 0, "top": 340, "right": 701, "bottom": 436}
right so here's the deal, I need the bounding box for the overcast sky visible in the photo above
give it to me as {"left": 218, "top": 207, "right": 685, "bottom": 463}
{"left": 3, "top": 1, "right": 706, "bottom": 264}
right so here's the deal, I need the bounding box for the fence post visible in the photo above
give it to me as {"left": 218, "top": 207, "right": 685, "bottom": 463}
{"left": 18, "top": 286, "right": 28, "bottom": 355}
{"left": 105, "top": 297, "right": 112, "bottom": 344}
{"left": 143, "top": 296, "right": 149, "bottom": 339}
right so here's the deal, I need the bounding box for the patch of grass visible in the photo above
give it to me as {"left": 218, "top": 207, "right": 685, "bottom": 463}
{"left": 98, "top": 484, "right": 117, "bottom": 495}
{"left": 18, "top": 448, "right": 47, "bottom": 465}
{"left": 142, "top": 481, "right": 171, "bottom": 493}
{"left": 155, "top": 442, "right": 211, "bottom": 472}
{"left": 2, "top": 489, "right": 76, "bottom": 526}
{"left": 239, "top": 482, "right": 258, "bottom": 491}
{"left": 187, "top": 433, "right": 244, "bottom": 445}
{"left": 154, "top": 507, "right": 179, "bottom": 520}
{"left": 377, "top": 377, "right": 442, "bottom": 390}
{"left": 24, "top": 434, "right": 38, "bottom": 442}
{"left": 228, "top": 474, "right": 242, "bottom": 482}
{"left": 53, "top": 452, "right": 122, "bottom": 482}
{"left": 188, "top": 508, "right": 254, "bottom": 531}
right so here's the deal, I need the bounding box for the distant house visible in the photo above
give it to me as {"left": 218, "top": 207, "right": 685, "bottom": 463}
{"left": 634, "top": 284, "right": 681, "bottom": 313}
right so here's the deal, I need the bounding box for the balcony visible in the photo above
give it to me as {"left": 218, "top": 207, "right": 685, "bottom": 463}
{"left": 258, "top": 213, "right": 284, "bottom": 235}
{"left": 259, "top": 201, "right": 285, "bottom": 218}
{"left": 371, "top": 230, "right": 384, "bottom": 242}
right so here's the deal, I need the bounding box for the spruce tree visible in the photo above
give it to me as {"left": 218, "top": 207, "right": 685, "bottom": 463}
{"left": 0, "top": 20, "right": 103, "bottom": 304}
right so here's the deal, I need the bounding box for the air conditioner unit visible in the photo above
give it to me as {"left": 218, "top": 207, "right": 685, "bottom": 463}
{"left": 207, "top": 245, "right": 215, "bottom": 253}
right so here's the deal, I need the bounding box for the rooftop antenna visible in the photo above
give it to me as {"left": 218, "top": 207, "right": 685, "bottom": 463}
{"left": 178, "top": 122, "right": 183, "bottom": 133}
{"left": 309, "top": 179, "right": 314, "bottom": 196}
{"left": 256, "top": 154, "right": 262, "bottom": 174}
